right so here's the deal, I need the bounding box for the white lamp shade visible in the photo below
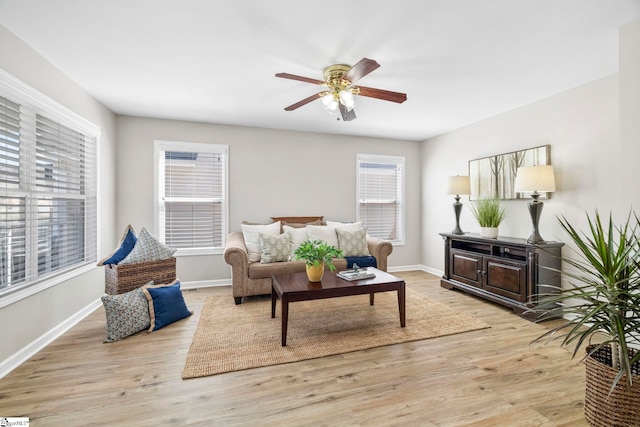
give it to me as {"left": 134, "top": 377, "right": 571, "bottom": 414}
{"left": 447, "top": 175, "right": 471, "bottom": 195}
{"left": 514, "top": 165, "right": 556, "bottom": 192}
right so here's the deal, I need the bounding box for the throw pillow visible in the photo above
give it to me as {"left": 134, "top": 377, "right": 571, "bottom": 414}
{"left": 142, "top": 280, "right": 192, "bottom": 332}
{"left": 97, "top": 224, "right": 137, "bottom": 266}
{"left": 283, "top": 225, "right": 307, "bottom": 255}
{"left": 326, "top": 220, "right": 364, "bottom": 231}
{"left": 119, "top": 227, "right": 176, "bottom": 264}
{"left": 306, "top": 224, "right": 339, "bottom": 247}
{"left": 259, "top": 232, "right": 291, "bottom": 263}
{"left": 101, "top": 283, "right": 152, "bottom": 343}
{"left": 336, "top": 227, "right": 370, "bottom": 257}
{"left": 240, "top": 221, "right": 281, "bottom": 263}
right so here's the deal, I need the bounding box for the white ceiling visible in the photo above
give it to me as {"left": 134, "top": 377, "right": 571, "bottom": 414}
{"left": 1, "top": 0, "right": 639, "bottom": 141}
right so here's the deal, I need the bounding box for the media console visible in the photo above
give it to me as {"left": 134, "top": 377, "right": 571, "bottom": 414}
{"left": 440, "top": 232, "right": 564, "bottom": 321}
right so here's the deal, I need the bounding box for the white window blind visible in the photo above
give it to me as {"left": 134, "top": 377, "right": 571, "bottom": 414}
{"left": 357, "top": 154, "right": 405, "bottom": 244}
{"left": 0, "top": 72, "right": 98, "bottom": 298}
{"left": 155, "top": 141, "right": 228, "bottom": 255}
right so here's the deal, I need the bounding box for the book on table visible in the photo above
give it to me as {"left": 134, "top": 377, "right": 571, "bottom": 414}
{"left": 337, "top": 268, "right": 376, "bottom": 281}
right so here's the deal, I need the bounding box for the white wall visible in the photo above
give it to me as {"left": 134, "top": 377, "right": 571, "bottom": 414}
{"left": 0, "top": 25, "right": 117, "bottom": 365}
{"left": 421, "top": 20, "right": 640, "bottom": 273}
{"left": 115, "top": 116, "right": 423, "bottom": 283}
{"left": 620, "top": 19, "right": 640, "bottom": 208}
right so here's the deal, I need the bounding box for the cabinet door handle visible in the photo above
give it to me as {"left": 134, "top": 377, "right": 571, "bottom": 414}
{"left": 477, "top": 269, "right": 482, "bottom": 275}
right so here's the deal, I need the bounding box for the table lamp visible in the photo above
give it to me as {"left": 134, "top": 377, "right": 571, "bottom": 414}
{"left": 514, "top": 165, "right": 556, "bottom": 243}
{"left": 447, "top": 176, "right": 471, "bottom": 235}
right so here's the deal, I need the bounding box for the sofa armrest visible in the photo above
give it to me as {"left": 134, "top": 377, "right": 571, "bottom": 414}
{"left": 224, "top": 232, "right": 250, "bottom": 298}
{"left": 366, "top": 235, "right": 393, "bottom": 272}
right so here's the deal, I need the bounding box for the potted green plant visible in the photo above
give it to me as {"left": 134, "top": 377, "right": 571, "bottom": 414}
{"left": 532, "top": 211, "right": 640, "bottom": 426}
{"left": 292, "top": 239, "right": 344, "bottom": 282}
{"left": 469, "top": 197, "right": 506, "bottom": 238}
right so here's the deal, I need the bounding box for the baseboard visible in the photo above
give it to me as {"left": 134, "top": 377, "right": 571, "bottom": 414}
{"left": 0, "top": 298, "right": 102, "bottom": 380}
{"left": 180, "top": 278, "right": 230, "bottom": 290}
{"left": 388, "top": 265, "right": 443, "bottom": 277}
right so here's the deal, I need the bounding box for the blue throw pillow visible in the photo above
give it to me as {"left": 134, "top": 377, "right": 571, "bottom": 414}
{"left": 142, "top": 280, "right": 192, "bottom": 331}
{"left": 345, "top": 255, "right": 377, "bottom": 269}
{"left": 97, "top": 225, "right": 137, "bottom": 266}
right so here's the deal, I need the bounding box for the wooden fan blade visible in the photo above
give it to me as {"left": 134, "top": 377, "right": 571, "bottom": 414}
{"left": 356, "top": 86, "right": 407, "bottom": 104}
{"left": 339, "top": 103, "right": 356, "bottom": 121}
{"left": 284, "top": 93, "right": 323, "bottom": 111}
{"left": 275, "top": 72, "right": 325, "bottom": 85}
{"left": 342, "top": 58, "right": 380, "bottom": 83}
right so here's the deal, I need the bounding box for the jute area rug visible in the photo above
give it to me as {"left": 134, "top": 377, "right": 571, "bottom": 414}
{"left": 182, "top": 288, "right": 489, "bottom": 379}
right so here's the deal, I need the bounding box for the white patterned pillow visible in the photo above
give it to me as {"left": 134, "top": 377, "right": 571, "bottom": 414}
{"left": 119, "top": 227, "right": 176, "bottom": 264}
{"left": 284, "top": 225, "right": 307, "bottom": 255}
{"left": 306, "top": 225, "right": 339, "bottom": 247}
{"left": 101, "top": 284, "right": 152, "bottom": 343}
{"left": 259, "top": 232, "right": 291, "bottom": 263}
{"left": 241, "top": 221, "right": 281, "bottom": 263}
{"left": 336, "top": 227, "right": 370, "bottom": 257}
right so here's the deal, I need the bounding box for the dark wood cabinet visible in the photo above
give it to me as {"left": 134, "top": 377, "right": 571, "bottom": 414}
{"left": 440, "top": 233, "right": 563, "bottom": 320}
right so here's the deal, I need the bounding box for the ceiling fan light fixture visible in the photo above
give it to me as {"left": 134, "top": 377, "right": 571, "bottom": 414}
{"left": 320, "top": 93, "right": 339, "bottom": 113}
{"left": 339, "top": 90, "right": 355, "bottom": 111}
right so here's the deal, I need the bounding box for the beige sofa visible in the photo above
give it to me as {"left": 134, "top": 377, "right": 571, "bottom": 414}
{"left": 224, "top": 221, "right": 393, "bottom": 304}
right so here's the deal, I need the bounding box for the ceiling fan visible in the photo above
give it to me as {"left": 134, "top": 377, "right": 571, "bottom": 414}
{"left": 275, "top": 58, "right": 407, "bottom": 122}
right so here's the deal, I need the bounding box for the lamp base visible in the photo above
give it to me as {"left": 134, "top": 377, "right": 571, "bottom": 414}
{"left": 451, "top": 198, "right": 464, "bottom": 235}
{"left": 451, "top": 225, "right": 465, "bottom": 235}
{"left": 526, "top": 195, "right": 545, "bottom": 243}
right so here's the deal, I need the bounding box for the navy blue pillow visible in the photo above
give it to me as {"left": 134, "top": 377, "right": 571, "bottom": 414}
{"left": 142, "top": 281, "right": 192, "bottom": 331}
{"left": 97, "top": 225, "right": 137, "bottom": 265}
{"left": 345, "top": 255, "right": 377, "bottom": 269}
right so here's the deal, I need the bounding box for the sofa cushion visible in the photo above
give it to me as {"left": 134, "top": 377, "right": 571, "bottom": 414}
{"left": 241, "top": 221, "right": 281, "bottom": 263}
{"left": 326, "top": 220, "right": 364, "bottom": 231}
{"left": 336, "top": 227, "right": 370, "bottom": 257}
{"left": 248, "top": 258, "right": 348, "bottom": 279}
{"left": 306, "top": 225, "right": 339, "bottom": 247}
{"left": 259, "top": 232, "right": 291, "bottom": 263}
{"left": 284, "top": 225, "right": 307, "bottom": 254}
{"left": 249, "top": 259, "right": 307, "bottom": 279}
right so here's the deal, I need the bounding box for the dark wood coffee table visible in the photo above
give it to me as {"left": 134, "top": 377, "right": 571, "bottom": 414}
{"left": 271, "top": 267, "right": 405, "bottom": 346}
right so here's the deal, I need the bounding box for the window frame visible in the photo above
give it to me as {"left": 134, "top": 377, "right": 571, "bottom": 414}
{"left": 356, "top": 153, "right": 405, "bottom": 246}
{"left": 0, "top": 69, "right": 100, "bottom": 308}
{"left": 153, "top": 140, "right": 229, "bottom": 256}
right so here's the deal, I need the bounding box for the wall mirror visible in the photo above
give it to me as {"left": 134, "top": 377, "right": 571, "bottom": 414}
{"left": 469, "top": 145, "right": 550, "bottom": 200}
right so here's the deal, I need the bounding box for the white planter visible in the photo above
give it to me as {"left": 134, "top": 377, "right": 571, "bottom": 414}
{"left": 480, "top": 227, "right": 499, "bottom": 239}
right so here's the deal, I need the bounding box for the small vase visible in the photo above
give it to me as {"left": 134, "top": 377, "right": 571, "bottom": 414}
{"left": 306, "top": 263, "right": 324, "bottom": 282}
{"left": 481, "top": 227, "right": 499, "bottom": 239}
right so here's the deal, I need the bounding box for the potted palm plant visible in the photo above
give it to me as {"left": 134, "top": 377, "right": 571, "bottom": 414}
{"left": 292, "top": 239, "right": 344, "bottom": 282}
{"left": 532, "top": 211, "right": 640, "bottom": 426}
{"left": 470, "top": 197, "right": 506, "bottom": 238}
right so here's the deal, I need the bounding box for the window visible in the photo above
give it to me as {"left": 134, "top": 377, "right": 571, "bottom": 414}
{"left": 154, "top": 141, "right": 228, "bottom": 255}
{"left": 0, "top": 70, "right": 98, "bottom": 301}
{"left": 356, "top": 154, "right": 405, "bottom": 244}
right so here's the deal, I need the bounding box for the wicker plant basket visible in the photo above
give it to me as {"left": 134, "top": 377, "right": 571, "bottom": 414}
{"left": 584, "top": 344, "right": 640, "bottom": 427}
{"left": 104, "top": 257, "right": 176, "bottom": 295}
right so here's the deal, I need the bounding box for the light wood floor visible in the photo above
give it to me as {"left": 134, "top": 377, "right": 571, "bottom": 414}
{"left": 0, "top": 271, "right": 587, "bottom": 426}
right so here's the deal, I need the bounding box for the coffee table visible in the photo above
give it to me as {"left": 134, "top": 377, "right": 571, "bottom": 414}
{"left": 271, "top": 267, "right": 405, "bottom": 346}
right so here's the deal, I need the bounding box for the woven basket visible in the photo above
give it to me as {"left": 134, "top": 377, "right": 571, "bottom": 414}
{"left": 104, "top": 257, "right": 176, "bottom": 295}
{"left": 584, "top": 344, "right": 640, "bottom": 427}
